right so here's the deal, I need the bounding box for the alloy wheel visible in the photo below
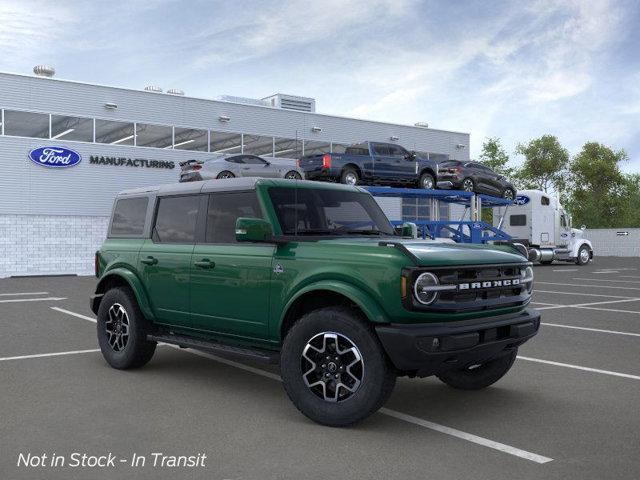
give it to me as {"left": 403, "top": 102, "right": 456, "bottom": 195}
{"left": 421, "top": 176, "right": 434, "bottom": 189}
{"left": 301, "top": 332, "right": 364, "bottom": 402}
{"left": 580, "top": 247, "right": 590, "bottom": 263}
{"left": 503, "top": 189, "right": 514, "bottom": 200}
{"left": 285, "top": 171, "right": 301, "bottom": 180}
{"left": 462, "top": 179, "right": 474, "bottom": 192}
{"left": 105, "top": 303, "right": 130, "bottom": 352}
{"left": 344, "top": 173, "right": 358, "bottom": 185}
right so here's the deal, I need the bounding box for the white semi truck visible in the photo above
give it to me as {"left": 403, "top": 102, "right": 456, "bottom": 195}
{"left": 493, "top": 189, "right": 593, "bottom": 265}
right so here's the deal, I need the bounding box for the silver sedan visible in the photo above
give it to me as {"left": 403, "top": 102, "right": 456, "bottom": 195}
{"left": 179, "top": 154, "right": 305, "bottom": 182}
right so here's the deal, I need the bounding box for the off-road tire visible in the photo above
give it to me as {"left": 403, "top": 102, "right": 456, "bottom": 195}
{"left": 340, "top": 168, "right": 359, "bottom": 186}
{"left": 216, "top": 171, "right": 235, "bottom": 179}
{"left": 419, "top": 172, "right": 435, "bottom": 190}
{"left": 437, "top": 349, "right": 517, "bottom": 390}
{"left": 97, "top": 287, "right": 156, "bottom": 370}
{"left": 280, "top": 307, "right": 396, "bottom": 427}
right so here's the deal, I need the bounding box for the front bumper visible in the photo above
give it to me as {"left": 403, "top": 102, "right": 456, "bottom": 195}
{"left": 375, "top": 309, "right": 540, "bottom": 377}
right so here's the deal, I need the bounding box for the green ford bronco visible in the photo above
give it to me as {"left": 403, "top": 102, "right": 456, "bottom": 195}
{"left": 91, "top": 178, "right": 539, "bottom": 426}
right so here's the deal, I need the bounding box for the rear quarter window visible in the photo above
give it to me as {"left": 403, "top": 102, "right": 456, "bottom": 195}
{"left": 110, "top": 197, "right": 149, "bottom": 236}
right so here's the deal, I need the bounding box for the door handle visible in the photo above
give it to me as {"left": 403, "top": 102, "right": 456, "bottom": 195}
{"left": 194, "top": 259, "right": 215, "bottom": 269}
{"left": 141, "top": 256, "right": 158, "bottom": 266}
{"left": 241, "top": 167, "right": 251, "bottom": 170}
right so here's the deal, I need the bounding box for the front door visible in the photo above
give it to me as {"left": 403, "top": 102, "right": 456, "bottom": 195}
{"left": 239, "top": 155, "right": 279, "bottom": 178}
{"left": 190, "top": 191, "right": 274, "bottom": 338}
{"left": 139, "top": 194, "right": 201, "bottom": 327}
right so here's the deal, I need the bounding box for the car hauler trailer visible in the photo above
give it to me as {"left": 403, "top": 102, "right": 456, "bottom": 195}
{"left": 492, "top": 190, "right": 593, "bottom": 265}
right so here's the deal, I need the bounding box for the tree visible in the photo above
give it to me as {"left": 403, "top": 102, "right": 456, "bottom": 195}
{"left": 479, "top": 137, "right": 514, "bottom": 177}
{"left": 515, "top": 135, "right": 569, "bottom": 193}
{"left": 566, "top": 142, "right": 628, "bottom": 228}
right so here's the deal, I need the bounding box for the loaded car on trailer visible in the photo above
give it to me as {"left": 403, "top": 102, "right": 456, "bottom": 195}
{"left": 179, "top": 154, "right": 304, "bottom": 182}
{"left": 91, "top": 178, "right": 540, "bottom": 426}
{"left": 298, "top": 141, "right": 439, "bottom": 189}
{"left": 436, "top": 159, "right": 517, "bottom": 200}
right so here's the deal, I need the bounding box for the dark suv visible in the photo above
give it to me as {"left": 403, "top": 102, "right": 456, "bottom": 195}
{"left": 437, "top": 160, "right": 516, "bottom": 199}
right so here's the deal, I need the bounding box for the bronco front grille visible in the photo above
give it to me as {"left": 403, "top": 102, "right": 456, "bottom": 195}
{"left": 404, "top": 263, "right": 531, "bottom": 313}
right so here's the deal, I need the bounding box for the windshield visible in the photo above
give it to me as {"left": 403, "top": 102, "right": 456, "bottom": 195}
{"left": 268, "top": 187, "right": 396, "bottom": 236}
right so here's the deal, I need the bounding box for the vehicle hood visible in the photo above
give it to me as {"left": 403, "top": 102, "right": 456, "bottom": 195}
{"left": 316, "top": 237, "right": 527, "bottom": 266}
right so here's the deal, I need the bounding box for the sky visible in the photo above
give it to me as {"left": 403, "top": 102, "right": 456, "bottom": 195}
{"left": 1, "top": 0, "right": 639, "bottom": 171}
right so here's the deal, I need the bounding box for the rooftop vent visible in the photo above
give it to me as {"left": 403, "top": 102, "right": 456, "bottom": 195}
{"left": 262, "top": 93, "right": 316, "bottom": 113}
{"left": 167, "top": 88, "right": 185, "bottom": 96}
{"left": 144, "top": 85, "right": 163, "bottom": 93}
{"left": 33, "top": 65, "right": 55, "bottom": 78}
{"left": 414, "top": 122, "right": 429, "bottom": 128}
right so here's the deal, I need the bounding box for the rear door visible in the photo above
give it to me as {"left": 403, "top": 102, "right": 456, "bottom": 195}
{"left": 370, "top": 143, "right": 393, "bottom": 180}
{"left": 139, "top": 194, "right": 200, "bottom": 327}
{"left": 190, "top": 191, "right": 275, "bottom": 338}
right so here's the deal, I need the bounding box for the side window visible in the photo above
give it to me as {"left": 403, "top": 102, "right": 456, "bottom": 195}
{"left": 560, "top": 215, "right": 567, "bottom": 228}
{"left": 110, "top": 197, "right": 148, "bottom": 236}
{"left": 226, "top": 156, "right": 244, "bottom": 164}
{"left": 541, "top": 196, "right": 550, "bottom": 206}
{"left": 387, "top": 145, "right": 403, "bottom": 157}
{"left": 372, "top": 144, "right": 390, "bottom": 156}
{"left": 243, "top": 155, "right": 267, "bottom": 165}
{"left": 153, "top": 195, "right": 200, "bottom": 244}
{"left": 205, "top": 192, "right": 263, "bottom": 243}
{"left": 510, "top": 214, "right": 527, "bottom": 226}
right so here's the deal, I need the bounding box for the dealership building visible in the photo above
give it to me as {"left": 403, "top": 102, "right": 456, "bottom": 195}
{"left": 0, "top": 68, "right": 470, "bottom": 277}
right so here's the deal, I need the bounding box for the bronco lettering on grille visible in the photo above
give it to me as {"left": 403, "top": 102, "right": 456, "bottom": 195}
{"left": 458, "top": 278, "right": 520, "bottom": 290}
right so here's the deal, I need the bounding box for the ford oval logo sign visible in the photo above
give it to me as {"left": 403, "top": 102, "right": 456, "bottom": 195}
{"left": 28, "top": 146, "right": 82, "bottom": 168}
{"left": 514, "top": 195, "right": 530, "bottom": 206}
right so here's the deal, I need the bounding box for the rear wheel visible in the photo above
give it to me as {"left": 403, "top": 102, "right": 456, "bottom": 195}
{"left": 576, "top": 245, "right": 591, "bottom": 265}
{"left": 280, "top": 307, "right": 396, "bottom": 427}
{"left": 284, "top": 170, "right": 302, "bottom": 180}
{"left": 216, "top": 171, "right": 235, "bottom": 179}
{"left": 340, "top": 168, "right": 359, "bottom": 186}
{"left": 97, "top": 288, "right": 156, "bottom": 370}
{"left": 462, "top": 178, "right": 475, "bottom": 192}
{"left": 437, "top": 349, "right": 517, "bottom": 390}
{"left": 419, "top": 172, "right": 435, "bottom": 189}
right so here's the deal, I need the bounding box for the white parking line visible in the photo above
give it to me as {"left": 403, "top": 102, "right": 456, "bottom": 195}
{"left": 537, "top": 281, "right": 640, "bottom": 291}
{"left": 535, "top": 289, "right": 638, "bottom": 299}
{"left": 533, "top": 298, "right": 640, "bottom": 311}
{"left": 50, "top": 307, "right": 96, "bottom": 323}
{"left": 573, "top": 278, "right": 640, "bottom": 284}
{"left": 541, "top": 322, "right": 640, "bottom": 337}
{"left": 47, "top": 309, "right": 553, "bottom": 464}
{"left": 552, "top": 269, "right": 578, "bottom": 272}
{"left": 517, "top": 356, "right": 640, "bottom": 381}
{"left": 0, "top": 349, "right": 100, "bottom": 362}
{"left": 618, "top": 275, "right": 640, "bottom": 279}
{"left": 573, "top": 305, "right": 640, "bottom": 315}
{"left": 0, "top": 292, "right": 49, "bottom": 296}
{"left": 0, "top": 297, "right": 67, "bottom": 304}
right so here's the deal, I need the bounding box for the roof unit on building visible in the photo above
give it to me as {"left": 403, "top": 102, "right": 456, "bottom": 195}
{"left": 262, "top": 93, "right": 316, "bottom": 113}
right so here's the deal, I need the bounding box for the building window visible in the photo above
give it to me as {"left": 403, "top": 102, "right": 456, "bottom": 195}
{"left": 243, "top": 135, "right": 275, "bottom": 156}
{"left": 135, "top": 123, "right": 173, "bottom": 148}
{"left": 173, "top": 127, "right": 208, "bottom": 151}
{"left": 303, "top": 140, "right": 330, "bottom": 156}
{"left": 3, "top": 110, "right": 49, "bottom": 139}
{"left": 50, "top": 114, "right": 94, "bottom": 142}
{"left": 95, "top": 119, "right": 135, "bottom": 145}
{"left": 210, "top": 131, "right": 242, "bottom": 154}
{"left": 273, "top": 137, "right": 302, "bottom": 158}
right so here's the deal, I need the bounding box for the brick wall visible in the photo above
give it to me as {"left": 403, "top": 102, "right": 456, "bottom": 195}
{"left": 0, "top": 215, "right": 109, "bottom": 277}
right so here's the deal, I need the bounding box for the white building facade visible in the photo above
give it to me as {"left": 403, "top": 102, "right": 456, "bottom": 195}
{"left": 0, "top": 71, "right": 470, "bottom": 277}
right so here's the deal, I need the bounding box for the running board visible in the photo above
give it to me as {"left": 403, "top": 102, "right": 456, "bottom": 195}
{"left": 148, "top": 333, "right": 280, "bottom": 364}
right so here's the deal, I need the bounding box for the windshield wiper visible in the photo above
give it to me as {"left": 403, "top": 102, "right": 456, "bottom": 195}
{"left": 339, "top": 229, "right": 391, "bottom": 236}
{"left": 288, "top": 229, "right": 343, "bottom": 236}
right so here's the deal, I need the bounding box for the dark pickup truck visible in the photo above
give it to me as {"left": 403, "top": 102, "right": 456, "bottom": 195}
{"left": 299, "top": 142, "right": 439, "bottom": 189}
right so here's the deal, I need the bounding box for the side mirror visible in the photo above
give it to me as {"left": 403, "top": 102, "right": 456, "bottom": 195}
{"left": 235, "top": 217, "right": 273, "bottom": 242}
{"left": 581, "top": 224, "right": 586, "bottom": 230}
{"left": 404, "top": 152, "right": 416, "bottom": 160}
{"left": 395, "top": 222, "right": 417, "bottom": 238}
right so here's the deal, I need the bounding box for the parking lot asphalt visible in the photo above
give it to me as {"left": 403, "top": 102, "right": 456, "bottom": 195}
{"left": 1, "top": 258, "right": 640, "bottom": 480}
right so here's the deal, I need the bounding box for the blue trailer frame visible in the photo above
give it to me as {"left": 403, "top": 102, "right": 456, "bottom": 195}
{"left": 364, "top": 187, "right": 513, "bottom": 244}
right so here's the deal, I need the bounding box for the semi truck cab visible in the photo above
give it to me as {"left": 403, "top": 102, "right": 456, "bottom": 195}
{"left": 494, "top": 189, "right": 593, "bottom": 265}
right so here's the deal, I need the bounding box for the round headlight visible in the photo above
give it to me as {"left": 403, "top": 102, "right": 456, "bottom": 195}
{"left": 521, "top": 266, "right": 534, "bottom": 292}
{"left": 414, "top": 272, "right": 439, "bottom": 305}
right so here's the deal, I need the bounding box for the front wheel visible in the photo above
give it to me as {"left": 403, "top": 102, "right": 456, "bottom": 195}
{"left": 576, "top": 245, "right": 591, "bottom": 265}
{"left": 437, "top": 349, "right": 517, "bottom": 390}
{"left": 502, "top": 188, "right": 515, "bottom": 200}
{"left": 97, "top": 288, "right": 156, "bottom": 370}
{"left": 280, "top": 307, "right": 396, "bottom": 427}
{"left": 284, "top": 170, "right": 302, "bottom": 180}
{"left": 418, "top": 172, "right": 435, "bottom": 189}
